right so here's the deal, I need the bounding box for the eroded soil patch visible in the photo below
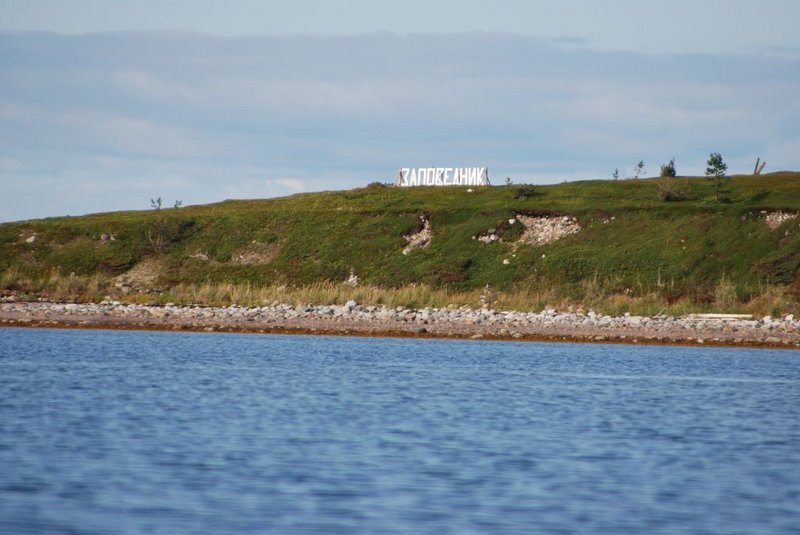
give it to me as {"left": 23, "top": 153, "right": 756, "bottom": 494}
{"left": 230, "top": 241, "right": 281, "bottom": 265}
{"left": 403, "top": 215, "right": 432, "bottom": 255}
{"left": 115, "top": 257, "right": 167, "bottom": 292}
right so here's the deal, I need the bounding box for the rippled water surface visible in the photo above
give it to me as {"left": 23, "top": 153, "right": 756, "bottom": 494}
{"left": 1, "top": 328, "right": 799, "bottom": 534}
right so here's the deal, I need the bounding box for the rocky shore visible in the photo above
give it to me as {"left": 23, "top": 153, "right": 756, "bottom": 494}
{"left": 1, "top": 299, "right": 799, "bottom": 348}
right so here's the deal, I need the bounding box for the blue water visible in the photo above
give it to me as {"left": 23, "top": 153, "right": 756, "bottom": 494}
{"left": 1, "top": 329, "right": 799, "bottom": 534}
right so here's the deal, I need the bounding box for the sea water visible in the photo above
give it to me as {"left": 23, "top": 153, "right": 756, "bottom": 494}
{"left": 1, "top": 328, "right": 798, "bottom": 534}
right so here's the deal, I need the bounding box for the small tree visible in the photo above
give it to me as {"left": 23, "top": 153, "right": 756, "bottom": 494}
{"left": 705, "top": 152, "right": 728, "bottom": 202}
{"left": 147, "top": 198, "right": 185, "bottom": 252}
{"left": 612, "top": 168, "right": 620, "bottom": 180}
{"left": 633, "top": 160, "right": 645, "bottom": 178}
{"left": 150, "top": 197, "right": 182, "bottom": 209}
{"left": 660, "top": 158, "right": 677, "bottom": 177}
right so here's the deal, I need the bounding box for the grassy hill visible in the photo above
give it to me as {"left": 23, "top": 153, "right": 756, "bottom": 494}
{"left": 2, "top": 172, "right": 800, "bottom": 315}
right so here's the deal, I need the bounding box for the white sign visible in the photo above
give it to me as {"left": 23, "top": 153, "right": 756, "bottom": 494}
{"left": 395, "top": 167, "right": 490, "bottom": 187}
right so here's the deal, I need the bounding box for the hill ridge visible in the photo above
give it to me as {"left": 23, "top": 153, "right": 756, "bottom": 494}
{"left": 2, "top": 173, "right": 799, "bottom": 315}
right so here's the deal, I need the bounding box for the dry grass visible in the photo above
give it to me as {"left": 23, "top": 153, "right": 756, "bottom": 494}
{"left": 713, "top": 275, "right": 741, "bottom": 311}
{"left": 744, "top": 285, "right": 798, "bottom": 318}
{"left": 3, "top": 268, "right": 798, "bottom": 317}
{"left": 2, "top": 267, "right": 114, "bottom": 303}
{"left": 161, "top": 282, "right": 482, "bottom": 310}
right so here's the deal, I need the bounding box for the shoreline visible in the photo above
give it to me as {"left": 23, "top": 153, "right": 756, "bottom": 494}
{"left": 2, "top": 301, "right": 799, "bottom": 349}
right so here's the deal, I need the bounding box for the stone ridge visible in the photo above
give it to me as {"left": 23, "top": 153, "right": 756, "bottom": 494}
{"left": 2, "top": 300, "right": 798, "bottom": 348}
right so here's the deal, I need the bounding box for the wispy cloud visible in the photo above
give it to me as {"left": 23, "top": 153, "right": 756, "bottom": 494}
{"left": 267, "top": 179, "right": 306, "bottom": 193}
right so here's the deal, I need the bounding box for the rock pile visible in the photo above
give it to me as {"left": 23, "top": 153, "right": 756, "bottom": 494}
{"left": 516, "top": 215, "right": 581, "bottom": 246}
{"left": 764, "top": 211, "right": 798, "bottom": 230}
{"left": 475, "top": 215, "right": 582, "bottom": 246}
{"left": 343, "top": 270, "right": 359, "bottom": 287}
{"left": 477, "top": 228, "right": 502, "bottom": 243}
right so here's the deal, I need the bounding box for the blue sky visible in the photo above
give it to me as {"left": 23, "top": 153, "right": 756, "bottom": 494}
{"left": 1, "top": 1, "right": 799, "bottom": 221}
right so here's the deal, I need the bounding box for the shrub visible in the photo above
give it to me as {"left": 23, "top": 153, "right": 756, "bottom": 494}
{"left": 512, "top": 185, "right": 538, "bottom": 199}
{"left": 656, "top": 180, "right": 690, "bottom": 201}
{"left": 660, "top": 158, "right": 677, "bottom": 177}
{"left": 713, "top": 275, "right": 740, "bottom": 311}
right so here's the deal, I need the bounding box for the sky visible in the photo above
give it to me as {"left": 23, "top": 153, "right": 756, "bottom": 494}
{"left": 1, "top": 0, "right": 799, "bottom": 222}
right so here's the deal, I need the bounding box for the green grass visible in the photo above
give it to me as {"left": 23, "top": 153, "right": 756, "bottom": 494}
{"left": 2, "top": 172, "right": 799, "bottom": 314}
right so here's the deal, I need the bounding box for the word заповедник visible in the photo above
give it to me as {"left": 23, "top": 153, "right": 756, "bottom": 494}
{"left": 395, "top": 167, "right": 490, "bottom": 187}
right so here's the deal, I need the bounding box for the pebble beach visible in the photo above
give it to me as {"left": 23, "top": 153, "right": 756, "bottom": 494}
{"left": 2, "top": 299, "right": 799, "bottom": 348}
